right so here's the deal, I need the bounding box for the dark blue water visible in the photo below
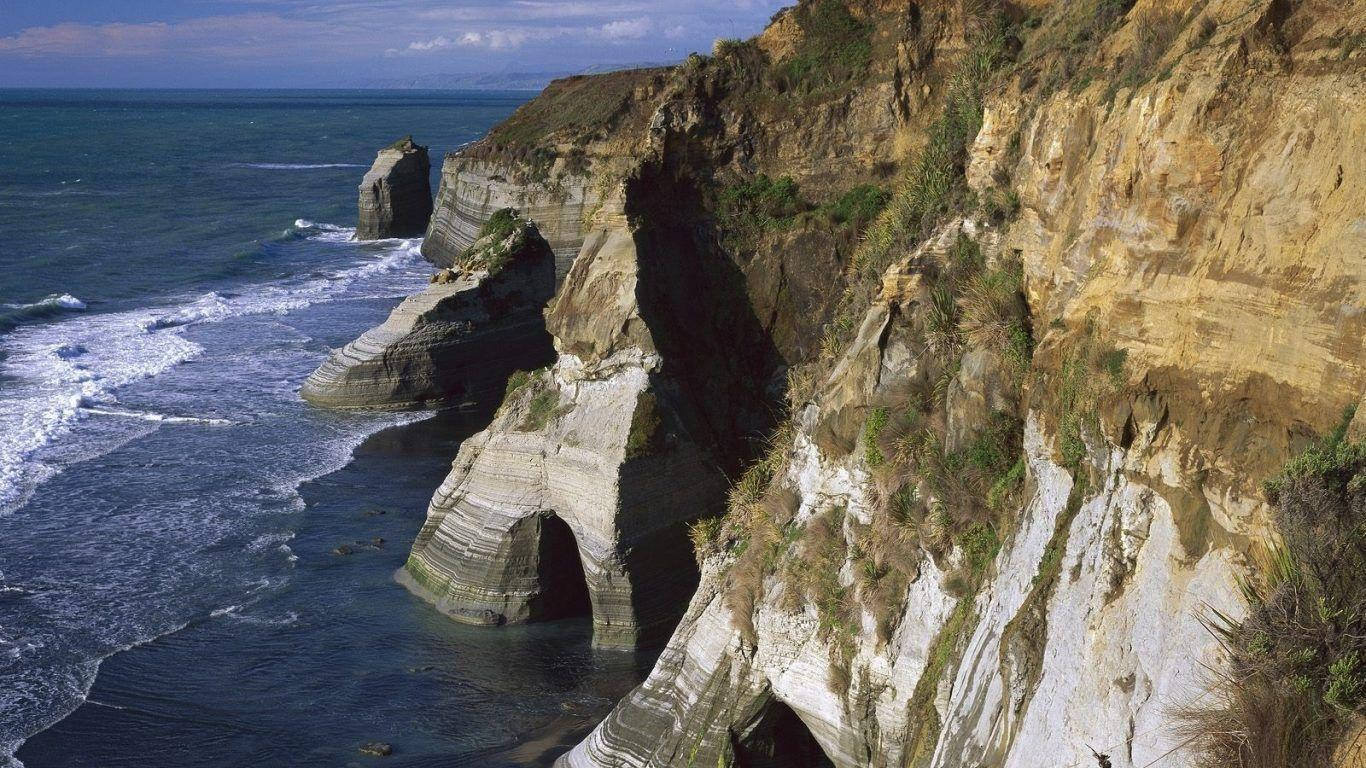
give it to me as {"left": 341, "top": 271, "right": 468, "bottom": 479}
{"left": 0, "top": 90, "right": 652, "bottom": 766}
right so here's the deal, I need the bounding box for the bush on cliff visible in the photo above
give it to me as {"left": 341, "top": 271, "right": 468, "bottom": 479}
{"left": 1180, "top": 407, "right": 1366, "bottom": 768}
{"left": 458, "top": 208, "right": 524, "bottom": 274}
{"left": 774, "top": 0, "right": 874, "bottom": 92}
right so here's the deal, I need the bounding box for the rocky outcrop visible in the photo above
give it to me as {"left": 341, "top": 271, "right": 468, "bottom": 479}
{"left": 301, "top": 220, "right": 556, "bottom": 409}
{"left": 403, "top": 223, "right": 706, "bottom": 646}
{"left": 356, "top": 136, "right": 433, "bottom": 240}
{"left": 555, "top": 0, "right": 1366, "bottom": 767}
{"left": 421, "top": 69, "right": 673, "bottom": 278}
{"left": 423, "top": 156, "right": 601, "bottom": 283}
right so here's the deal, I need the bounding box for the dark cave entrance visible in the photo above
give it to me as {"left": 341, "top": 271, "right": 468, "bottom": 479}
{"left": 533, "top": 513, "right": 591, "bottom": 620}
{"left": 734, "top": 699, "right": 836, "bottom": 768}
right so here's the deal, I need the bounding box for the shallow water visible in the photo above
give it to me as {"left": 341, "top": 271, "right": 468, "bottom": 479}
{"left": 0, "top": 89, "right": 649, "bottom": 766}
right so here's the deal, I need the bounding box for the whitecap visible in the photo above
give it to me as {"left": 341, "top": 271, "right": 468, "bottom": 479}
{"left": 79, "top": 406, "right": 236, "bottom": 427}
{"left": 0, "top": 295, "right": 88, "bottom": 331}
{"left": 247, "top": 531, "right": 295, "bottom": 553}
{"left": 291, "top": 219, "right": 357, "bottom": 243}
{"left": 0, "top": 221, "right": 426, "bottom": 514}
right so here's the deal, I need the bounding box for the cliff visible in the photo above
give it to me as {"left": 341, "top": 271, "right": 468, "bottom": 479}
{"left": 364, "top": 0, "right": 1364, "bottom": 764}
{"left": 356, "top": 136, "right": 433, "bottom": 240}
{"left": 301, "top": 217, "right": 556, "bottom": 409}
{"left": 556, "top": 1, "right": 1366, "bottom": 766}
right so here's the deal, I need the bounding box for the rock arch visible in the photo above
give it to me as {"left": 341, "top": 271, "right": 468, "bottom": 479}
{"left": 734, "top": 698, "right": 836, "bottom": 768}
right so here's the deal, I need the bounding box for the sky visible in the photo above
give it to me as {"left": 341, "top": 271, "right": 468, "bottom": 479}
{"left": 0, "top": 0, "right": 792, "bottom": 88}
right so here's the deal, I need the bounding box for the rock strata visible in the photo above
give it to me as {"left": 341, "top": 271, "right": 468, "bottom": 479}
{"left": 356, "top": 136, "right": 433, "bottom": 240}
{"left": 553, "top": 0, "right": 1366, "bottom": 767}
{"left": 301, "top": 219, "right": 556, "bottom": 409}
{"left": 400, "top": 222, "right": 725, "bottom": 648}
{"left": 373, "top": 0, "right": 1365, "bottom": 763}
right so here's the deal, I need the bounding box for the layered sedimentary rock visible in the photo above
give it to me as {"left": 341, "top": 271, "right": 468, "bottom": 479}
{"left": 421, "top": 70, "right": 673, "bottom": 280}
{"left": 301, "top": 220, "right": 556, "bottom": 409}
{"left": 356, "top": 136, "right": 433, "bottom": 240}
{"left": 423, "top": 156, "right": 600, "bottom": 283}
{"left": 557, "top": 1, "right": 1366, "bottom": 767}
{"left": 401, "top": 195, "right": 771, "bottom": 647}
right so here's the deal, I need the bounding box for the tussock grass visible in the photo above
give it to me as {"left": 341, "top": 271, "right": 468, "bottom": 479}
{"left": 1051, "top": 316, "right": 1127, "bottom": 471}
{"left": 1179, "top": 407, "right": 1366, "bottom": 768}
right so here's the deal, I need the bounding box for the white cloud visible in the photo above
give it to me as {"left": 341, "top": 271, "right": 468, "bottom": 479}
{"left": 456, "top": 29, "right": 536, "bottom": 50}
{"left": 599, "top": 18, "right": 651, "bottom": 40}
{"left": 407, "top": 36, "right": 451, "bottom": 51}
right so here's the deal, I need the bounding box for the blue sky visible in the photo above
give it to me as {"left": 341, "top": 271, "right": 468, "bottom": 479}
{"left": 0, "top": 1, "right": 790, "bottom": 87}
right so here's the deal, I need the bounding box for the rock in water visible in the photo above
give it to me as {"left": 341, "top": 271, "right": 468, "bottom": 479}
{"left": 357, "top": 741, "right": 393, "bottom": 757}
{"left": 300, "top": 218, "right": 556, "bottom": 409}
{"left": 356, "top": 136, "right": 432, "bottom": 240}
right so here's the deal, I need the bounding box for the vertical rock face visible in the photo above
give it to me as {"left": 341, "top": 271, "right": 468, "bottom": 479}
{"left": 300, "top": 220, "right": 556, "bottom": 409}
{"left": 401, "top": 195, "right": 769, "bottom": 647}
{"left": 356, "top": 136, "right": 433, "bottom": 240}
{"left": 422, "top": 156, "right": 602, "bottom": 284}
{"left": 554, "top": 0, "right": 1366, "bottom": 767}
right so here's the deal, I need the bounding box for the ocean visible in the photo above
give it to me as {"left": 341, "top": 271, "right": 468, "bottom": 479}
{"left": 0, "top": 90, "right": 652, "bottom": 766}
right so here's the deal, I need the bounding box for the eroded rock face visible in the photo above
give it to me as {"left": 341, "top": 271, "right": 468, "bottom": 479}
{"left": 558, "top": 0, "right": 1366, "bottom": 766}
{"left": 422, "top": 156, "right": 603, "bottom": 284}
{"left": 356, "top": 136, "right": 433, "bottom": 240}
{"left": 300, "top": 222, "right": 556, "bottom": 409}
{"left": 401, "top": 211, "right": 740, "bottom": 647}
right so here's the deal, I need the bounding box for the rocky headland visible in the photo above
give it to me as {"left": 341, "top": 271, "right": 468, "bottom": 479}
{"left": 355, "top": 135, "right": 433, "bottom": 240}
{"left": 311, "top": 0, "right": 1365, "bottom": 765}
{"left": 301, "top": 215, "right": 556, "bottom": 409}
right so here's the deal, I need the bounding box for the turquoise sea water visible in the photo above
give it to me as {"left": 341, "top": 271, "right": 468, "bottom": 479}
{"left": 0, "top": 90, "right": 651, "bottom": 766}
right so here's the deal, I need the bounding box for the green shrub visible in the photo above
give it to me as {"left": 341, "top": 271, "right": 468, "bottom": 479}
{"left": 459, "top": 207, "right": 525, "bottom": 273}
{"left": 822, "top": 184, "right": 890, "bottom": 227}
{"left": 520, "top": 389, "right": 559, "bottom": 431}
{"left": 957, "top": 521, "right": 1000, "bottom": 576}
{"left": 774, "top": 0, "right": 873, "bottom": 91}
{"left": 1263, "top": 407, "right": 1366, "bottom": 503}
{"left": 504, "top": 369, "right": 533, "bottom": 399}
{"left": 863, "top": 406, "right": 890, "bottom": 468}
{"left": 625, "top": 391, "right": 662, "bottom": 459}
{"left": 718, "top": 174, "right": 804, "bottom": 224}
{"left": 1180, "top": 407, "right": 1366, "bottom": 767}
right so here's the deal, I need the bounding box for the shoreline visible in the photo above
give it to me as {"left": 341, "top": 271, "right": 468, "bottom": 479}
{"left": 14, "top": 404, "right": 654, "bottom": 767}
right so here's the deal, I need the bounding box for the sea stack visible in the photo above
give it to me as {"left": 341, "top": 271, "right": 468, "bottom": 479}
{"left": 355, "top": 136, "right": 433, "bottom": 240}
{"left": 301, "top": 213, "right": 556, "bottom": 409}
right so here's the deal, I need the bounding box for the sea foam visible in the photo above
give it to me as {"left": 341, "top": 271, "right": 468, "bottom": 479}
{"left": 0, "top": 223, "right": 424, "bottom": 515}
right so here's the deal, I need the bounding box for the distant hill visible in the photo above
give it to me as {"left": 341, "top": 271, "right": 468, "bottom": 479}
{"left": 358, "top": 62, "right": 679, "bottom": 92}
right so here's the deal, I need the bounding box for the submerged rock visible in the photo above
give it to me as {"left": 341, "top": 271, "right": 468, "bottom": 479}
{"left": 300, "top": 219, "right": 557, "bottom": 409}
{"left": 356, "top": 136, "right": 432, "bottom": 240}
{"left": 357, "top": 741, "right": 393, "bottom": 757}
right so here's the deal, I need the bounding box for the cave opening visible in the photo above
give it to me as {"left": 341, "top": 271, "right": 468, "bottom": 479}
{"left": 734, "top": 699, "right": 836, "bottom": 768}
{"left": 533, "top": 513, "right": 591, "bottom": 620}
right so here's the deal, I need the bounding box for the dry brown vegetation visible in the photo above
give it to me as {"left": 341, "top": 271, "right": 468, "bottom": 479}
{"left": 1179, "top": 409, "right": 1366, "bottom": 768}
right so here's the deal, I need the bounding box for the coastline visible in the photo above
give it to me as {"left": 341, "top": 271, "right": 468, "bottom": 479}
{"left": 16, "top": 407, "right": 653, "bottom": 767}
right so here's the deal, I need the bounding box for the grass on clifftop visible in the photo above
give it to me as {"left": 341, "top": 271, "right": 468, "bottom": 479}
{"left": 483, "top": 68, "right": 665, "bottom": 150}
{"left": 774, "top": 0, "right": 874, "bottom": 92}
{"left": 1180, "top": 406, "right": 1366, "bottom": 768}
